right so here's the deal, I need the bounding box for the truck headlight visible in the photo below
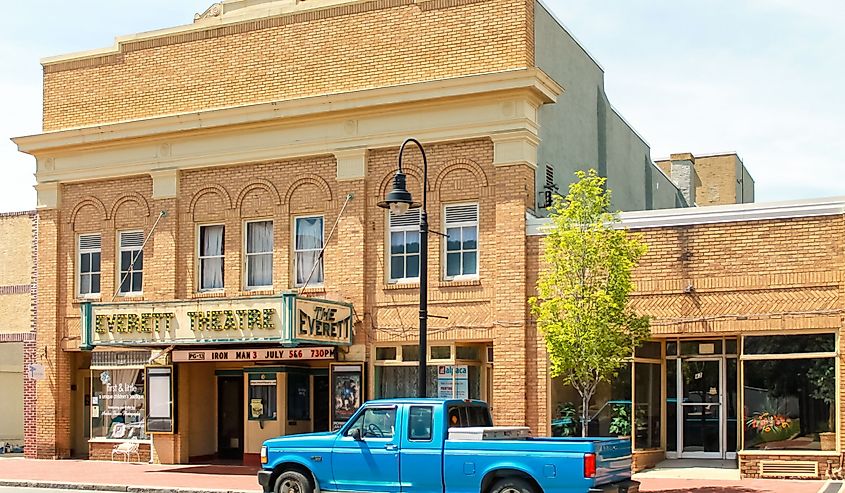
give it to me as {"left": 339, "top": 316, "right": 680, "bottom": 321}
{"left": 260, "top": 445, "right": 268, "bottom": 465}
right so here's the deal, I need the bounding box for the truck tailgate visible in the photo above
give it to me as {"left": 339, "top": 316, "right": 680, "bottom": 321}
{"left": 592, "top": 438, "right": 633, "bottom": 486}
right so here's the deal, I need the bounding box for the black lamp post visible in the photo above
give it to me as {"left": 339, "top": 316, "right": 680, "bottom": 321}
{"left": 378, "top": 138, "right": 428, "bottom": 398}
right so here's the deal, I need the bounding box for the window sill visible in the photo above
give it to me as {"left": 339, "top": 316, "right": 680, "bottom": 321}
{"left": 73, "top": 296, "right": 102, "bottom": 304}
{"left": 738, "top": 449, "right": 840, "bottom": 456}
{"left": 241, "top": 289, "right": 275, "bottom": 296}
{"left": 297, "top": 286, "right": 326, "bottom": 295}
{"left": 438, "top": 278, "right": 481, "bottom": 287}
{"left": 384, "top": 282, "right": 420, "bottom": 290}
{"left": 116, "top": 294, "right": 144, "bottom": 301}
{"left": 191, "top": 291, "right": 227, "bottom": 299}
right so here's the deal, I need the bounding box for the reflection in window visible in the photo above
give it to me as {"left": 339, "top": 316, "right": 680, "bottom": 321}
{"left": 346, "top": 407, "right": 396, "bottom": 438}
{"left": 635, "top": 362, "right": 661, "bottom": 449}
{"left": 744, "top": 334, "right": 835, "bottom": 355}
{"left": 551, "top": 363, "right": 631, "bottom": 438}
{"left": 743, "top": 358, "right": 835, "bottom": 450}
{"left": 408, "top": 406, "right": 433, "bottom": 441}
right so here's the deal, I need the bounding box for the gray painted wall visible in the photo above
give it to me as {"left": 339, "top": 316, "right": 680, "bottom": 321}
{"left": 533, "top": 1, "right": 682, "bottom": 213}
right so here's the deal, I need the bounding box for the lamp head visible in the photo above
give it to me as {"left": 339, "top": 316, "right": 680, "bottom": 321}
{"left": 377, "top": 170, "right": 418, "bottom": 214}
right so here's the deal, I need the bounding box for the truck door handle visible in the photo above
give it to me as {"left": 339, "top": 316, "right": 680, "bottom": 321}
{"left": 384, "top": 444, "right": 397, "bottom": 451}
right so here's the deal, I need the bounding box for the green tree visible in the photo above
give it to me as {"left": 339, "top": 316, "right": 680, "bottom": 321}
{"left": 530, "top": 169, "right": 650, "bottom": 437}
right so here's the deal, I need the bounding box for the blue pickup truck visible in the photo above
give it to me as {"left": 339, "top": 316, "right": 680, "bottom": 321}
{"left": 258, "top": 399, "right": 638, "bottom": 493}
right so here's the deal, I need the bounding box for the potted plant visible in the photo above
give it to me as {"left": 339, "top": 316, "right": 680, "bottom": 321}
{"left": 551, "top": 402, "right": 578, "bottom": 437}
{"left": 609, "top": 404, "right": 632, "bottom": 438}
{"left": 809, "top": 361, "right": 837, "bottom": 450}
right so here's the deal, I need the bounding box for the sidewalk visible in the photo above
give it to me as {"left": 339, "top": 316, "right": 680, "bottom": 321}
{"left": 0, "top": 458, "right": 260, "bottom": 493}
{"left": 0, "top": 457, "right": 833, "bottom": 493}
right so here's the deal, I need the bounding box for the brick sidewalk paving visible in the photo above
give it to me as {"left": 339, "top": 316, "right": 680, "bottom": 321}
{"left": 0, "top": 457, "right": 832, "bottom": 493}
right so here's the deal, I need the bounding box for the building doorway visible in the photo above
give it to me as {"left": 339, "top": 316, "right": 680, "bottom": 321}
{"left": 217, "top": 376, "right": 244, "bottom": 460}
{"left": 313, "top": 375, "right": 329, "bottom": 432}
{"left": 679, "top": 358, "right": 723, "bottom": 458}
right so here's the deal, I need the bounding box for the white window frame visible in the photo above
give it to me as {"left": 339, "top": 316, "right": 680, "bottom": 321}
{"left": 244, "top": 219, "right": 274, "bottom": 290}
{"left": 77, "top": 233, "right": 101, "bottom": 299}
{"left": 387, "top": 208, "right": 421, "bottom": 284}
{"left": 293, "top": 215, "right": 324, "bottom": 288}
{"left": 197, "top": 224, "right": 225, "bottom": 292}
{"left": 117, "top": 230, "right": 144, "bottom": 296}
{"left": 442, "top": 202, "right": 479, "bottom": 281}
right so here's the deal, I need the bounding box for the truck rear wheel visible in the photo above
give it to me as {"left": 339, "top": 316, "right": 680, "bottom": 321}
{"left": 489, "top": 477, "right": 537, "bottom": 493}
{"left": 274, "top": 470, "right": 313, "bottom": 493}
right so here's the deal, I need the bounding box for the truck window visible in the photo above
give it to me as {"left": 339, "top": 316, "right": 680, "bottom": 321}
{"left": 345, "top": 407, "right": 396, "bottom": 439}
{"left": 447, "top": 404, "right": 492, "bottom": 428}
{"left": 408, "top": 406, "right": 433, "bottom": 441}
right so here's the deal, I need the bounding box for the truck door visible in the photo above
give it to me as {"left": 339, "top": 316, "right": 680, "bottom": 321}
{"left": 332, "top": 405, "right": 400, "bottom": 493}
{"left": 399, "top": 405, "right": 443, "bottom": 493}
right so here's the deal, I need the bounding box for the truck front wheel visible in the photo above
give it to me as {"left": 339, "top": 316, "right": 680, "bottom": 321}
{"left": 274, "top": 470, "right": 313, "bottom": 493}
{"left": 489, "top": 477, "right": 537, "bottom": 493}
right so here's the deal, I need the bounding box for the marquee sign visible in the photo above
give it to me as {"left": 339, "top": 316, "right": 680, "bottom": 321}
{"left": 80, "top": 293, "right": 353, "bottom": 348}
{"left": 172, "top": 346, "right": 336, "bottom": 362}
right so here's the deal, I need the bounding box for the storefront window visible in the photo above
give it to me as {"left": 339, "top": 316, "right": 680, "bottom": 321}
{"left": 634, "top": 362, "right": 661, "bottom": 449}
{"left": 743, "top": 357, "right": 835, "bottom": 450}
{"left": 551, "top": 363, "right": 631, "bottom": 438}
{"left": 375, "top": 366, "right": 437, "bottom": 398}
{"left": 742, "top": 332, "right": 838, "bottom": 452}
{"left": 91, "top": 369, "right": 147, "bottom": 440}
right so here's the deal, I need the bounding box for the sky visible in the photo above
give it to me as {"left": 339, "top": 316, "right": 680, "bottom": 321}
{"left": 0, "top": 1, "right": 842, "bottom": 213}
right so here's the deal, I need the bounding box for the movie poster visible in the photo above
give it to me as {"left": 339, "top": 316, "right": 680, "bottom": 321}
{"left": 330, "top": 363, "right": 364, "bottom": 431}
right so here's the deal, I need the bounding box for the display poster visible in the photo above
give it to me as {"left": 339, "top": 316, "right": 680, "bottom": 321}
{"left": 437, "top": 365, "right": 469, "bottom": 399}
{"left": 330, "top": 363, "right": 364, "bottom": 431}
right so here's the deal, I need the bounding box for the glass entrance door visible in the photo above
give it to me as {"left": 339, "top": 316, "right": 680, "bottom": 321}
{"left": 680, "top": 359, "right": 723, "bottom": 458}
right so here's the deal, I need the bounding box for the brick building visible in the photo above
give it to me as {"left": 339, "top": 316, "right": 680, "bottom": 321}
{"left": 26, "top": 0, "right": 843, "bottom": 482}
{"left": 530, "top": 197, "right": 845, "bottom": 478}
{"left": 0, "top": 211, "right": 37, "bottom": 455}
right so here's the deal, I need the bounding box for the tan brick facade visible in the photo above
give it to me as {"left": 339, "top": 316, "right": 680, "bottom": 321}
{"left": 42, "top": 0, "right": 534, "bottom": 131}
{"left": 0, "top": 212, "right": 37, "bottom": 456}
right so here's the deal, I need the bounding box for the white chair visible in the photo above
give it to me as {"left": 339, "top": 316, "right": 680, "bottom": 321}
{"left": 111, "top": 442, "right": 140, "bottom": 462}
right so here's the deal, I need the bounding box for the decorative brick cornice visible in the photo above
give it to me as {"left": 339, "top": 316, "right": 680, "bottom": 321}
{"left": 0, "top": 333, "right": 35, "bottom": 342}
{"left": 0, "top": 284, "right": 31, "bottom": 295}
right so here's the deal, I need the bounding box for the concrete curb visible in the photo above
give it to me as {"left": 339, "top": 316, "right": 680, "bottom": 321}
{"left": 0, "top": 479, "right": 256, "bottom": 493}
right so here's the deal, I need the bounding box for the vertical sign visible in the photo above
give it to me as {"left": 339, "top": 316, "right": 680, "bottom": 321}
{"left": 329, "top": 363, "right": 364, "bottom": 431}
{"left": 437, "top": 365, "right": 469, "bottom": 399}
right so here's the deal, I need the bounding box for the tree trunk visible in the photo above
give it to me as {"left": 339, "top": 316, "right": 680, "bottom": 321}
{"left": 581, "top": 394, "right": 590, "bottom": 437}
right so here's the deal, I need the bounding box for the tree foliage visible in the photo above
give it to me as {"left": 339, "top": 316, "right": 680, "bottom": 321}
{"left": 529, "top": 169, "right": 650, "bottom": 436}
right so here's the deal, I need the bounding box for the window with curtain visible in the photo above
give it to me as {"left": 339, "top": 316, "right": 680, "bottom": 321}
{"left": 79, "top": 233, "right": 101, "bottom": 297}
{"left": 118, "top": 231, "right": 144, "bottom": 294}
{"left": 294, "top": 216, "right": 323, "bottom": 287}
{"left": 199, "top": 225, "right": 225, "bottom": 290}
{"left": 444, "top": 203, "right": 478, "bottom": 279}
{"left": 245, "top": 220, "right": 273, "bottom": 289}
{"left": 388, "top": 209, "right": 420, "bottom": 282}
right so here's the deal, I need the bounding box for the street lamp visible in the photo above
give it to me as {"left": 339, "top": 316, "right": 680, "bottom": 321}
{"left": 378, "top": 138, "right": 429, "bottom": 398}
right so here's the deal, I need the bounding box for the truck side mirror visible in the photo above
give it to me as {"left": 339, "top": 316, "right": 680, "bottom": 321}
{"left": 351, "top": 428, "right": 363, "bottom": 441}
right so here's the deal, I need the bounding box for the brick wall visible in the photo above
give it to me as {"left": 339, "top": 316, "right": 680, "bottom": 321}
{"left": 42, "top": 0, "right": 534, "bottom": 131}
{"left": 0, "top": 212, "right": 36, "bottom": 456}
{"left": 88, "top": 441, "right": 151, "bottom": 463}
{"left": 41, "top": 137, "right": 541, "bottom": 459}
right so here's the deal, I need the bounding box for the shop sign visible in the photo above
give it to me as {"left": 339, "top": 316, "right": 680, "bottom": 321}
{"left": 293, "top": 298, "right": 353, "bottom": 345}
{"left": 80, "top": 293, "right": 355, "bottom": 348}
{"left": 437, "top": 365, "right": 469, "bottom": 399}
{"left": 172, "top": 346, "right": 336, "bottom": 363}
{"left": 26, "top": 363, "right": 45, "bottom": 381}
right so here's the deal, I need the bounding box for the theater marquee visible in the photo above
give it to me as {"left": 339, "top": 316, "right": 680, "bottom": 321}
{"left": 80, "top": 293, "right": 354, "bottom": 348}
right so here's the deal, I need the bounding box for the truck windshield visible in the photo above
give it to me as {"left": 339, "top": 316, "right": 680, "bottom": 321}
{"left": 446, "top": 405, "right": 492, "bottom": 428}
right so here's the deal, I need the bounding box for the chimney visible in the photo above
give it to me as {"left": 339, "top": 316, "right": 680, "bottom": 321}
{"left": 669, "top": 153, "right": 695, "bottom": 205}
